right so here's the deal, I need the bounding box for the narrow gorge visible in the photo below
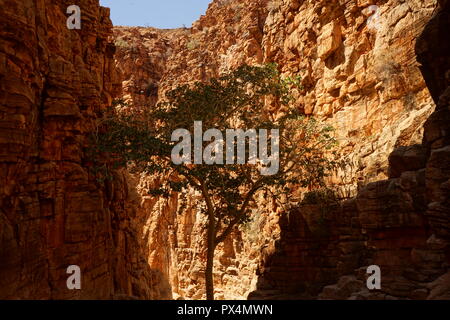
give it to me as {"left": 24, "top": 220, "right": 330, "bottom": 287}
{"left": 0, "top": 0, "right": 449, "bottom": 300}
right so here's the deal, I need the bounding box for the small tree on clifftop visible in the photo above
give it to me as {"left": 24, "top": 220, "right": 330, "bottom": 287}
{"left": 92, "top": 64, "right": 338, "bottom": 300}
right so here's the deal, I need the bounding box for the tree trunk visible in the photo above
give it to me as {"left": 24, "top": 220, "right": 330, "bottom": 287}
{"left": 205, "top": 214, "right": 216, "bottom": 300}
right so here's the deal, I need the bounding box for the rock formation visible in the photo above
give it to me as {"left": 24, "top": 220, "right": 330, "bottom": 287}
{"left": 1, "top": 0, "right": 448, "bottom": 300}
{"left": 0, "top": 0, "right": 170, "bottom": 299}
{"left": 251, "top": 0, "right": 450, "bottom": 300}
{"left": 112, "top": 0, "right": 448, "bottom": 300}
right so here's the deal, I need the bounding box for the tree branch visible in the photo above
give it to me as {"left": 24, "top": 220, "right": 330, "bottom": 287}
{"left": 215, "top": 179, "right": 264, "bottom": 245}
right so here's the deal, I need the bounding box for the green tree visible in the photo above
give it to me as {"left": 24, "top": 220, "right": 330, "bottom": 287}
{"left": 91, "top": 64, "right": 338, "bottom": 300}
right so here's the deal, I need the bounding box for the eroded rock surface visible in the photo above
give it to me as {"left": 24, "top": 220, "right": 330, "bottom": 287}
{"left": 112, "top": 0, "right": 447, "bottom": 300}
{"left": 250, "top": 0, "right": 450, "bottom": 300}
{"left": 1, "top": 0, "right": 448, "bottom": 301}
{"left": 0, "top": 0, "right": 170, "bottom": 299}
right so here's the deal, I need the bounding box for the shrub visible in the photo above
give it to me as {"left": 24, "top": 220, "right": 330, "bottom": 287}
{"left": 186, "top": 38, "right": 199, "bottom": 50}
{"left": 301, "top": 188, "right": 338, "bottom": 205}
{"left": 114, "top": 39, "right": 130, "bottom": 48}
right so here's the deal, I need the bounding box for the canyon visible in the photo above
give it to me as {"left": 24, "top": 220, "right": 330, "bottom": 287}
{"left": 0, "top": 0, "right": 449, "bottom": 300}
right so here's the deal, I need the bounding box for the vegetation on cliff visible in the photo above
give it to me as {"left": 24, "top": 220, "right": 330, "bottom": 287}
{"left": 91, "top": 64, "right": 338, "bottom": 299}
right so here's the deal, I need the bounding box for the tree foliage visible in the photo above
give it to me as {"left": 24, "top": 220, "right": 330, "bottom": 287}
{"left": 90, "top": 63, "right": 339, "bottom": 299}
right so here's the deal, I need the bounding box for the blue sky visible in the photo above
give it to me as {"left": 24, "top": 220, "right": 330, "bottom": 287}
{"left": 99, "top": 0, "right": 212, "bottom": 29}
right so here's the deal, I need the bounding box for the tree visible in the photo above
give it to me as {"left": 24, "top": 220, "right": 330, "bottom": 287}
{"left": 91, "top": 64, "right": 338, "bottom": 300}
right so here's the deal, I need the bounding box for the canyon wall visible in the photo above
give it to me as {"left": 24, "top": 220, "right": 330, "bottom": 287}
{"left": 1, "top": 0, "right": 445, "bottom": 300}
{"left": 264, "top": 0, "right": 436, "bottom": 194}
{"left": 114, "top": 0, "right": 279, "bottom": 300}
{"left": 253, "top": 0, "right": 450, "bottom": 299}
{"left": 113, "top": 0, "right": 446, "bottom": 299}
{"left": 0, "top": 0, "right": 169, "bottom": 299}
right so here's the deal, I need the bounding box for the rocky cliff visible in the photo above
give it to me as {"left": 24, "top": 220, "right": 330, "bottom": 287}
{"left": 113, "top": 0, "right": 280, "bottom": 299}
{"left": 1, "top": 0, "right": 448, "bottom": 300}
{"left": 112, "top": 0, "right": 448, "bottom": 300}
{"left": 251, "top": 0, "right": 450, "bottom": 300}
{"left": 0, "top": 0, "right": 170, "bottom": 299}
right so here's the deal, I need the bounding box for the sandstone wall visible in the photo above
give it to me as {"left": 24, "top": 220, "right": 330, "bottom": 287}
{"left": 251, "top": 0, "right": 450, "bottom": 300}
{"left": 112, "top": 0, "right": 442, "bottom": 300}
{"left": 0, "top": 0, "right": 169, "bottom": 299}
{"left": 264, "top": 0, "right": 437, "bottom": 195}
{"left": 5, "top": 0, "right": 444, "bottom": 301}
{"left": 113, "top": 0, "right": 278, "bottom": 300}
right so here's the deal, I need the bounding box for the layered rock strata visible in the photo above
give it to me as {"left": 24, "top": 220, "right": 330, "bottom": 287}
{"left": 1, "top": 0, "right": 447, "bottom": 301}
{"left": 251, "top": 0, "right": 450, "bottom": 300}
{"left": 112, "top": 0, "right": 443, "bottom": 299}
{"left": 0, "top": 0, "right": 169, "bottom": 299}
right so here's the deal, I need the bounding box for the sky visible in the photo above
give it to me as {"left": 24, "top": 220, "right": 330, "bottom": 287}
{"left": 99, "top": 0, "right": 212, "bottom": 29}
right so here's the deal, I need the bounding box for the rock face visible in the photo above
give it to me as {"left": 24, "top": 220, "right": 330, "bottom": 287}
{"left": 113, "top": 27, "right": 189, "bottom": 112}
{"left": 265, "top": 0, "right": 436, "bottom": 193}
{"left": 0, "top": 0, "right": 169, "bottom": 299}
{"left": 113, "top": 0, "right": 276, "bottom": 300}
{"left": 112, "top": 0, "right": 448, "bottom": 300}
{"left": 1, "top": 0, "right": 448, "bottom": 300}
{"left": 251, "top": 0, "right": 450, "bottom": 300}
